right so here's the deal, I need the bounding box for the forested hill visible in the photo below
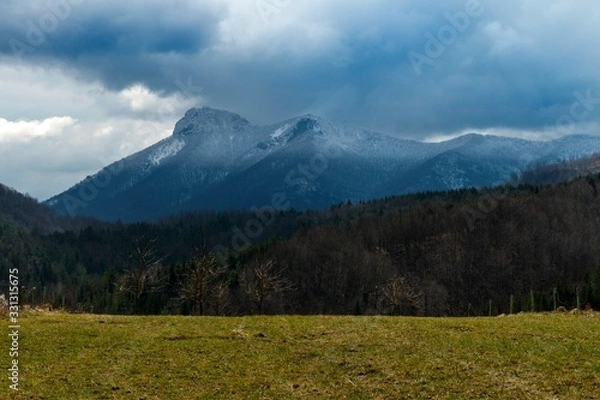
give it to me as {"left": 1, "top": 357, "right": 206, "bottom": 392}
{"left": 0, "top": 183, "right": 58, "bottom": 232}
{"left": 0, "top": 183, "right": 95, "bottom": 233}
{"left": 521, "top": 153, "right": 600, "bottom": 185}
{"left": 3, "top": 170, "right": 600, "bottom": 316}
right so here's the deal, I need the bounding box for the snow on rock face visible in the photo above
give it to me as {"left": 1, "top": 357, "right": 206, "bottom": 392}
{"left": 173, "top": 107, "right": 250, "bottom": 137}
{"left": 148, "top": 139, "right": 186, "bottom": 166}
{"left": 271, "top": 123, "right": 290, "bottom": 140}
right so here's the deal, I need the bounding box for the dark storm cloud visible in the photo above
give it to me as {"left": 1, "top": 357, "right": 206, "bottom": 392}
{"left": 1, "top": 0, "right": 599, "bottom": 137}
{"left": 0, "top": 0, "right": 223, "bottom": 90}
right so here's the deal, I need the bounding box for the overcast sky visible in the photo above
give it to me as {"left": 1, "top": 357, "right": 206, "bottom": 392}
{"left": 1, "top": 0, "right": 599, "bottom": 200}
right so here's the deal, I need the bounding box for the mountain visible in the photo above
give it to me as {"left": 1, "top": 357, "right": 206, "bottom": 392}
{"left": 46, "top": 107, "right": 600, "bottom": 221}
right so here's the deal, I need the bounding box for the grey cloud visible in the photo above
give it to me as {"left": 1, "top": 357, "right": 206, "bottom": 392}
{"left": 1, "top": 0, "right": 600, "bottom": 137}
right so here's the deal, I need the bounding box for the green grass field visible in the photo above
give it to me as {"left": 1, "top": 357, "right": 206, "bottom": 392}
{"left": 3, "top": 311, "right": 600, "bottom": 399}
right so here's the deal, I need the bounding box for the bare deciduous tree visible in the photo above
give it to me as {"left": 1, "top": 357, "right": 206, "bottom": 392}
{"left": 211, "top": 281, "right": 231, "bottom": 316}
{"left": 178, "top": 250, "right": 227, "bottom": 315}
{"left": 378, "top": 275, "right": 424, "bottom": 316}
{"left": 241, "top": 258, "right": 293, "bottom": 314}
{"left": 117, "top": 237, "right": 165, "bottom": 314}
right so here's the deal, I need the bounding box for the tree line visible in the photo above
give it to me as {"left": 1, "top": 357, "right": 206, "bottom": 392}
{"left": 2, "top": 175, "right": 600, "bottom": 316}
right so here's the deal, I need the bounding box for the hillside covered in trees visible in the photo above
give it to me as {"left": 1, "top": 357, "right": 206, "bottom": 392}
{"left": 2, "top": 171, "right": 600, "bottom": 316}
{"left": 521, "top": 153, "right": 600, "bottom": 185}
{"left": 0, "top": 183, "right": 100, "bottom": 234}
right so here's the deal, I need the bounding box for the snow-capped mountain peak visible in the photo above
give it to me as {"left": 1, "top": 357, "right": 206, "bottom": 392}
{"left": 173, "top": 107, "right": 250, "bottom": 137}
{"left": 45, "top": 107, "right": 600, "bottom": 222}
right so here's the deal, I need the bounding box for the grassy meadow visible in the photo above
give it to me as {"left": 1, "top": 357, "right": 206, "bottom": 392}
{"left": 3, "top": 311, "right": 600, "bottom": 399}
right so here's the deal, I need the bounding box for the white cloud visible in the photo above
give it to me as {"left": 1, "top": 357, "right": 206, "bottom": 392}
{"left": 118, "top": 83, "right": 198, "bottom": 116}
{"left": 423, "top": 121, "right": 600, "bottom": 143}
{"left": 0, "top": 116, "right": 76, "bottom": 143}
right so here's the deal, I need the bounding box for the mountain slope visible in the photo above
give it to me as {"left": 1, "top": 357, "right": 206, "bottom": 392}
{"left": 0, "top": 183, "right": 93, "bottom": 233}
{"left": 0, "top": 183, "right": 64, "bottom": 232}
{"left": 46, "top": 107, "right": 600, "bottom": 221}
{"left": 521, "top": 152, "right": 600, "bottom": 185}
